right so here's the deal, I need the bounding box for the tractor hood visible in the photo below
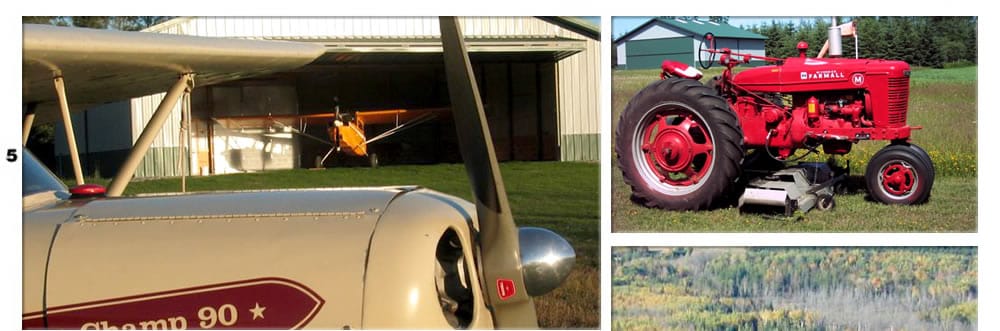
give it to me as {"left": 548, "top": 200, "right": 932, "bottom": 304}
{"left": 733, "top": 57, "right": 910, "bottom": 93}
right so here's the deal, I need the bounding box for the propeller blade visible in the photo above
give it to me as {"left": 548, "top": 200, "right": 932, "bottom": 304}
{"left": 439, "top": 17, "right": 537, "bottom": 328}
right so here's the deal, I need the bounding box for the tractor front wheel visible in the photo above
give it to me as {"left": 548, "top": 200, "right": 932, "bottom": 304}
{"left": 616, "top": 77, "right": 744, "bottom": 210}
{"left": 904, "top": 143, "right": 936, "bottom": 186}
{"left": 865, "top": 145, "right": 933, "bottom": 205}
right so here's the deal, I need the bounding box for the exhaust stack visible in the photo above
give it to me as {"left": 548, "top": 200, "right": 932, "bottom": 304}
{"left": 828, "top": 17, "right": 843, "bottom": 57}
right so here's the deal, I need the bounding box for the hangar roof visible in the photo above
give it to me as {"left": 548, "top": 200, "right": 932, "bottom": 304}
{"left": 143, "top": 17, "right": 589, "bottom": 62}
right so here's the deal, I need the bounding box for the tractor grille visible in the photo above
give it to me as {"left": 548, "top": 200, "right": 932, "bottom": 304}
{"left": 887, "top": 77, "right": 909, "bottom": 126}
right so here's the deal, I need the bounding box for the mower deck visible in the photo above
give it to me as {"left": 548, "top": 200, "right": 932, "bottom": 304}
{"left": 738, "top": 163, "right": 845, "bottom": 217}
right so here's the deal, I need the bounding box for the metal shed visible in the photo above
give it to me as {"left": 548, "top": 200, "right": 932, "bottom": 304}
{"left": 54, "top": 16, "right": 600, "bottom": 178}
{"left": 614, "top": 18, "right": 766, "bottom": 69}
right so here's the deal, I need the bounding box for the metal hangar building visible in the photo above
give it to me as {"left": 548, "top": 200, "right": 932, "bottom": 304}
{"left": 52, "top": 17, "right": 600, "bottom": 178}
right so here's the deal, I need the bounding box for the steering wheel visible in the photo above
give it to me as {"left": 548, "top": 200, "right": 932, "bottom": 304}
{"left": 698, "top": 32, "right": 717, "bottom": 70}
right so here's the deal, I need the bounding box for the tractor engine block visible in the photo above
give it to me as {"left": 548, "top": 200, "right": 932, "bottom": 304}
{"left": 725, "top": 56, "right": 914, "bottom": 160}
{"left": 734, "top": 91, "right": 877, "bottom": 158}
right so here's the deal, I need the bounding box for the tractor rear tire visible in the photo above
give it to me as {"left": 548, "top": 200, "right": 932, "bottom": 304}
{"left": 742, "top": 149, "right": 786, "bottom": 173}
{"left": 865, "top": 145, "right": 933, "bottom": 205}
{"left": 616, "top": 77, "right": 744, "bottom": 210}
{"left": 705, "top": 75, "right": 723, "bottom": 95}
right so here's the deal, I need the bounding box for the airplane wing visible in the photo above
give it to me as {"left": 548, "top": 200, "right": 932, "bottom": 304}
{"left": 355, "top": 108, "right": 450, "bottom": 145}
{"left": 213, "top": 108, "right": 451, "bottom": 129}
{"left": 212, "top": 115, "right": 309, "bottom": 131}
{"left": 212, "top": 107, "right": 452, "bottom": 154}
{"left": 354, "top": 108, "right": 450, "bottom": 127}
{"left": 23, "top": 24, "right": 325, "bottom": 122}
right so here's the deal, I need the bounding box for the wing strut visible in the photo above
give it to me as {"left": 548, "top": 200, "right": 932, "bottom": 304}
{"left": 178, "top": 90, "right": 192, "bottom": 192}
{"left": 23, "top": 103, "right": 37, "bottom": 146}
{"left": 363, "top": 112, "right": 437, "bottom": 145}
{"left": 107, "top": 73, "right": 194, "bottom": 197}
{"left": 54, "top": 75, "right": 84, "bottom": 186}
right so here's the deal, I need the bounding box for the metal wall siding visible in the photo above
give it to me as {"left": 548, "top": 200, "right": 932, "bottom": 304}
{"left": 85, "top": 102, "right": 133, "bottom": 152}
{"left": 627, "top": 38, "right": 691, "bottom": 56}
{"left": 560, "top": 133, "right": 598, "bottom": 161}
{"left": 632, "top": 23, "right": 687, "bottom": 40}
{"left": 555, "top": 30, "right": 600, "bottom": 160}
{"left": 135, "top": 147, "right": 182, "bottom": 178}
{"left": 151, "top": 17, "right": 578, "bottom": 39}
{"left": 132, "top": 93, "right": 176, "bottom": 148}
{"left": 616, "top": 43, "right": 628, "bottom": 66}
{"left": 53, "top": 113, "right": 86, "bottom": 156}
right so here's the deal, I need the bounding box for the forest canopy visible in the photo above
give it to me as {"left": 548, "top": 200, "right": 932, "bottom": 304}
{"left": 744, "top": 17, "right": 977, "bottom": 68}
{"left": 612, "top": 247, "right": 977, "bottom": 331}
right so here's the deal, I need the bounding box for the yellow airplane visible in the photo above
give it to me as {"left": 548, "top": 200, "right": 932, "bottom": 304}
{"left": 212, "top": 103, "right": 450, "bottom": 167}
{"left": 22, "top": 18, "right": 574, "bottom": 329}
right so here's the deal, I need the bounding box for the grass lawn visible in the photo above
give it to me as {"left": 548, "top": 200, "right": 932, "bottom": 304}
{"left": 91, "top": 161, "right": 600, "bottom": 328}
{"left": 612, "top": 66, "right": 977, "bottom": 232}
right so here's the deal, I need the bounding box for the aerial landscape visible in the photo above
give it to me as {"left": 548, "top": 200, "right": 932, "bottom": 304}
{"left": 613, "top": 247, "right": 977, "bottom": 330}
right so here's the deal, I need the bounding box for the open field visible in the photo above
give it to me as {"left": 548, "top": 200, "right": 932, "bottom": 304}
{"left": 612, "top": 66, "right": 977, "bottom": 232}
{"left": 83, "top": 161, "right": 599, "bottom": 328}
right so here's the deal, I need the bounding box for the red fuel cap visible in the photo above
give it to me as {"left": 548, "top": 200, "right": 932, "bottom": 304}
{"left": 69, "top": 184, "right": 107, "bottom": 199}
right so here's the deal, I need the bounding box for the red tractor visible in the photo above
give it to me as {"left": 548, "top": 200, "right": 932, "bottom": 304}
{"left": 617, "top": 33, "right": 934, "bottom": 210}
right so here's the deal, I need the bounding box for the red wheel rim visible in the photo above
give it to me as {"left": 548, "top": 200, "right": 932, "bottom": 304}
{"left": 880, "top": 162, "right": 916, "bottom": 196}
{"left": 639, "top": 108, "right": 714, "bottom": 187}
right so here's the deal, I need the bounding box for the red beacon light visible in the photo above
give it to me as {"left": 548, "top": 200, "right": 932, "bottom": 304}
{"left": 69, "top": 184, "right": 107, "bottom": 199}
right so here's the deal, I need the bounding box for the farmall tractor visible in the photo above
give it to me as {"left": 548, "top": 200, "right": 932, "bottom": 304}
{"left": 617, "top": 31, "right": 934, "bottom": 212}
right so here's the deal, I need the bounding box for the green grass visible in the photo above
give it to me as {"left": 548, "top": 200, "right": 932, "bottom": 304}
{"left": 82, "top": 161, "right": 599, "bottom": 328}
{"left": 613, "top": 172, "right": 976, "bottom": 232}
{"left": 612, "top": 66, "right": 977, "bottom": 232}
{"left": 911, "top": 65, "right": 978, "bottom": 85}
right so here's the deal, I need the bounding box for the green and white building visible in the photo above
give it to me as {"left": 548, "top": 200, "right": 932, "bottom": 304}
{"left": 614, "top": 18, "right": 766, "bottom": 69}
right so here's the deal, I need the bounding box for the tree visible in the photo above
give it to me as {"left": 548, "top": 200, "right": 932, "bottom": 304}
{"left": 23, "top": 17, "right": 57, "bottom": 24}
{"left": 708, "top": 16, "right": 729, "bottom": 24}
{"left": 660, "top": 16, "right": 729, "bottom": 24}
{"left": 24, "top": 16, "right": 171, "bottom": 31}
{"left": 110, "top": 16, "right": 170, "bottom": 31}
{"left": 71, "top": 16, "right": 110, "bottom": 29}
{"left": 748, "top": 16, "right": 976, "bottom": 66}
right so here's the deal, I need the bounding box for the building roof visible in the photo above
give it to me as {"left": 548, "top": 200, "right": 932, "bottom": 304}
{"left": 537, "top": 17, "right": 600, "bottom": 40}
{"left": 614, "top": 17, "right": 766, "bottom": 43}
{"left": 145, "top": 16, "right": 599, "bottom": 40}
{"left": 140, "top": 17, "right": 592, "bottom": 64}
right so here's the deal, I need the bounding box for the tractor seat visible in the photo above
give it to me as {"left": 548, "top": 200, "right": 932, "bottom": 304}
{"left": 660, "top": 60, "right": 704, "bottom": 80}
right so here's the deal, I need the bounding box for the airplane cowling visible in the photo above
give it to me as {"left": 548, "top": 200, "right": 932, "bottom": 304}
{"left": 362, "top": 189, "right": 495, "bottom": 329}
{"left": 29, "top": 186, "right": 488, "bottom": 329}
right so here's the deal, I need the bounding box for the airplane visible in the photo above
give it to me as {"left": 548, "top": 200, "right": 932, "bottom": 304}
{"left": 22, "top": 17, "right": 575, "bottom": 329}
{"left": 211, "top": 100, "right": 450, "bottom": 167}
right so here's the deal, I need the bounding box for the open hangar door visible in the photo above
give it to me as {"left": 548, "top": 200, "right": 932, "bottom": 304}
{"left": 190, "top": 47, "right": 577, "bottom": 172}
{"left": 291, "top": 51, "right": 562, "bottom": 167}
